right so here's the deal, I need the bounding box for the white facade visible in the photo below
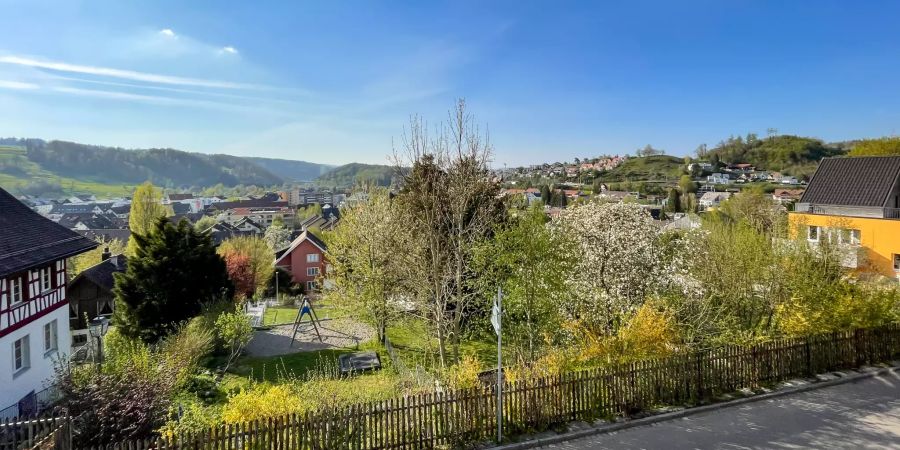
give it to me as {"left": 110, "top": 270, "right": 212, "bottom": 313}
{"left": 0, "top": 305, "right": 69, "bottom": 418}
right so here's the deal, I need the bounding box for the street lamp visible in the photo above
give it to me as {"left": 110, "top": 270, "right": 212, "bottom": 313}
{"left": 88, "top": 316, "right": 110, "bottom": 366}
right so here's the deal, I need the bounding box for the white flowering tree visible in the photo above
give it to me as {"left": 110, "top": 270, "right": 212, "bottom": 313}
{"left": 552, "top": 199, "right": 666, "bottom": 334}
{"left": 263, "top": 223, "right": 292, "bottom": 252}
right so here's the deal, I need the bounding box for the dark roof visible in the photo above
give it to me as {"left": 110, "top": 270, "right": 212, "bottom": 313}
{"left": 71, "top": 254, "right": 127, "bottom": 292}
{"left": 800, "top": 156, "right": 900, "bottom": 207}
{"left": 235, "top": 217, "right": 264, "bottom": 229}
{"left": 51, "top": 203, "right": 102, "bottom": 215}
{"left": 0, "top": 187, "right": 98, "bottom": 277}
{"left": 167, "top": 193, "right": 194, "bottom": 201}
{"left": 170, "top": 203, "right": 192, "bottom": 215}
{"left": 207, "top": 199, "right": 289, "bottom": 211}
{"left": 204, "top": 222, "right": 253, "bottom": 245}
{"left": 58, "top": 212, "right": 124, "bottom": 229}
{"left": 76, "top": 229, "right": 131, "bottom": 243}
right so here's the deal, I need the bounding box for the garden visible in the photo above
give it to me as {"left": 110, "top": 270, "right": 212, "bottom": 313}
{"left": 51, "top": 103, "right": 900, "bottom": 449}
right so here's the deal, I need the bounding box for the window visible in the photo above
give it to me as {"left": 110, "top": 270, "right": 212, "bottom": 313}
{"left": 13, "top": 336, "right": 30, "bottom": 374}
{"left": 43, "top": 320, "right": 58, "bottom": 354}
{"left": 39, "top": 267, "right": 51, "bottom": 292}
{"left": 894, "top": 254, "right": 900, "bottom": 272}
{"left": 306, "top": 253, "right": 320, "bottom": 263}
{"left": 10, "top": 278, "right": 23, "bottom": 305}
{"left": 807, "top": 226, "right": 819, "bottom": 241}
{"left": 850, "top": 229, "right": 861, "bottom": 245}
{"left": 306, "top": 281, "right": 317, "bottom": 291}
{"left": 307, "top": 267, "right": 320, "bottom": 277}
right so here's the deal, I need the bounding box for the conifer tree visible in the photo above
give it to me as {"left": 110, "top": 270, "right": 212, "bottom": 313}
{"left": 113, "top": 217, "right": 233, "bottom": 343}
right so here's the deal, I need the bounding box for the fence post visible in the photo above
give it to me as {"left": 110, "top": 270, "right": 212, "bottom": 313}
{"left": 805, "top": 339, "right": 812, "bottom": 377}
{"left": 695, "top": 352, "right": 704, "bottom": 402}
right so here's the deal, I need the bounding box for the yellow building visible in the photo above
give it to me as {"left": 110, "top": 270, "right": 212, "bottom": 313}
{"left": 788, "top": 156, "right": 900, "bottom": 278}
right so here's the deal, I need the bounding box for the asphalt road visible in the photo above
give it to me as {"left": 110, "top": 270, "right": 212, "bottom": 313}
{"left": 547, "top": 371, "right": 900, "bottom": 450}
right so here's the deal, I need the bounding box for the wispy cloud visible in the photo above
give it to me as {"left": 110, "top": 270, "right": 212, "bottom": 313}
{"left": 0, "top": 55, "right": 262, "bottom": 90}
{"left": 49, "top": 85, "right": 292, "bottom": 116}
{"left": 0, "top": 79, "right": 39, "bottom": 90}
{"left": 45, "top": 74, "right": 300, "bottom": 106}
{"left": 159, "top": 28, "right": 177, "bottom": 38}
{"left": 220, "top": 46, "right": 238, "bottom": 55}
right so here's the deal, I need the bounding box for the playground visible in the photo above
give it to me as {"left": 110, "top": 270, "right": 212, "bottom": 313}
{"left": 243, "top": 298, "right": 375, "bottom": 358}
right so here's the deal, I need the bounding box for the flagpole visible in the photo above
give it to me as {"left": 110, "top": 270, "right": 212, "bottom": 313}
{"left": 496, "top": 286, "right": 503, "bottom": 444}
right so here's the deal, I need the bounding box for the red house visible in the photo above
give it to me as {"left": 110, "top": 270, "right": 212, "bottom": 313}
{"left": 0, "top": 188, "right": 97, "bottom": 417}
{"left": 273, "top": 230, "right": 327, "bottom": 292}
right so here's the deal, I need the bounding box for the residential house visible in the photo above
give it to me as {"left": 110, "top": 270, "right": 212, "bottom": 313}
{"left": 706, "top": 173, "right": 732, "bottom": 185}
{"left": 204, "top": 222, "right": 253, "bottom": 246}
{"left": 273, "top": 231, "right": 328, "bottom": 293}
{"left": 789, "top": 156, "right": 900, "bottom": 277}
{"left": 233, "top": 217, "right": 265, "bottom": 234}
{"left": 699, "top": 191, "right": 732, "bottom": 210}
{"left": 663, "top": 214, "right": 702, "bottom": 231}
{"left": 67, "top": 250, "right": 126, "bottom": 350}
{"left": 224, "top": 206, "right": 295, "bottom": 229}
{"left": 772, "top": 189, "right": 805, "bottom": 205}
{"left": 207, "top": 198, "right": 289, "bottom": 213}
{"left": 0, "top": 187, "right": 97, "bottom": 418}
{"left": 164, "top": 193, "right": 205, "bottom": 214}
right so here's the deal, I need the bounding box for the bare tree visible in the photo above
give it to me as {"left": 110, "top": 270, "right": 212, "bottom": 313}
{"left": 393, "top": 99, "right": 503, "bottom": 369}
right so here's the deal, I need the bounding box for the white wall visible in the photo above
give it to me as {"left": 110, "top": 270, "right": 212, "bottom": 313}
{"left": 0, "top": 306, "right": 70, "bottom": 417}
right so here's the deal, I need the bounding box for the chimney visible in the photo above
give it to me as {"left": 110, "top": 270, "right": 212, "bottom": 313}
{"left": 101, "top": 247, "right": 111, "bottom": 261}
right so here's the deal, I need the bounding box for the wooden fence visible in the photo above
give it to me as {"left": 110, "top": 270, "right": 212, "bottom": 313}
{"left": 0, "top": 415, "right": 70, "bottom": 450}
{"left": 40, "top": 326, "right": 900, "bottom": 449}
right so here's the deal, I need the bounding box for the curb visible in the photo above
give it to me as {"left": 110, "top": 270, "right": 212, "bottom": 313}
{"left": 493, "top": 364, "right": 900, "bottom": 449}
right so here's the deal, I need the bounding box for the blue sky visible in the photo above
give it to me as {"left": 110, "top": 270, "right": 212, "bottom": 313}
{"left": 1, "top": 1, "right": 899, "bottom": 166}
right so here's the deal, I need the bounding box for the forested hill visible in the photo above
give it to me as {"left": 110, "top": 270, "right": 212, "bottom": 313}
{"left": 705, "top": 135, "right": 846, "bottom": 178}
{"left": 245, "top": 157, "right": 334, "bottom": 182}
{"left": 0, "top": 138, "right": 332, "bottom": 192}
{"left": 314, "top": 162, "right": 396, "bottom": 188}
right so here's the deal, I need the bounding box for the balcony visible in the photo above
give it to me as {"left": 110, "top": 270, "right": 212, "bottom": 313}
{"left": 794, "top": 203, "right": 900, "bottom": 219}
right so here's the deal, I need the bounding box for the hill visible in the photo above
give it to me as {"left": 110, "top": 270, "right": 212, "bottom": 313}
{"left": 598, "top": 155, "right": 684, "bottom": 182}
{"left": 707, "top": 135, "right": 845, "bottom": 178}
{"left": 0, "top": 138, "right": 333, "bottom": 197}
{"left": 315, "top": 163, "right": 396, "bottom": 188}
{"left": 0, "top": 145, "right": 138, "bottom": 197}
{"left": 246, "top": 157, "right": 334, "bottom": 182}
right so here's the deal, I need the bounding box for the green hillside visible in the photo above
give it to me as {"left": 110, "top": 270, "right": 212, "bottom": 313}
{"left": 315, "top": 163, "right": 396, "bottom": 188}
{"left": 598, "top": 155, "right": 684, "bottom": 182}
{"left": 0, "top": 138, "right": 335, "bottom": 197}
{"left": 707, "top": 134, "right": 845, "bottom": 178}
{"left": 0, "top": 145, "right": 136, "bottom": 197}
{"left": 246, "top": 157, "right": 334, "bottom": 182}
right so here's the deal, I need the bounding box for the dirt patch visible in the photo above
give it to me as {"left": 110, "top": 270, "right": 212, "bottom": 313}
{"left": 244, "top": 317, "right": 375, "bottom": 358}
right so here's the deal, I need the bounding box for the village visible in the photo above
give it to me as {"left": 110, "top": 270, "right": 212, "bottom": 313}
{"left": 2, "top": 124, "right": 900, "bottom": 448}
{"left": 2, "top": 2, "right": 900, "bottom": 448}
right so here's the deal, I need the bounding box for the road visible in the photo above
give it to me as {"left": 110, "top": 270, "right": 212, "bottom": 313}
{"left": 548, "top": 371, "right": 900, "bottom": 449}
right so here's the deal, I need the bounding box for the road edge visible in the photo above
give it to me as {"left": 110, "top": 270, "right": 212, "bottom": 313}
{"left": 493, "top": 364, "right": 900, "bottom": 450}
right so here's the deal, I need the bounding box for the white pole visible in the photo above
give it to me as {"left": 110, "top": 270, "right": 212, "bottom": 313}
{"left": 496, "top": 286, "right": 503, "bottom": 443}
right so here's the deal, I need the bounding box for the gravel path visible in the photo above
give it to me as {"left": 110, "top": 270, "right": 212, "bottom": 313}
{"left": 244, "top": 317, "right": 375, "bottom": 358}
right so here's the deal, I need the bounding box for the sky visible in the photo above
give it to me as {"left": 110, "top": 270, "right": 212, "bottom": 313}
{"left": 1, "top": 1, "right": 899, "bottom": 167}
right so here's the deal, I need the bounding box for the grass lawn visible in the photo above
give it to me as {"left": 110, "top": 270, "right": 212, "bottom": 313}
{"left": 385, "top": 317, "right": 499, "bottom": 370}
{"left": 261, "top": 298, "right": 347, "bottom": 326}
{"left": 231, "top": 348, "right": 356, "bottom": 382}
